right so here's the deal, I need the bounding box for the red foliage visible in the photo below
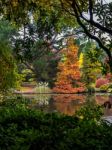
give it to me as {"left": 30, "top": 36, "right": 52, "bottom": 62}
{"left": 53, "top": 81, "right": 74, "bottom": 93}
{"left": 95, "top": 78, "right": 109, "bottom": 88}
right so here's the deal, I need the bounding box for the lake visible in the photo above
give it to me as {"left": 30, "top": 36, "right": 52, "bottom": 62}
{"left": 21, "top": 93, "right": 112, "bottom": 116}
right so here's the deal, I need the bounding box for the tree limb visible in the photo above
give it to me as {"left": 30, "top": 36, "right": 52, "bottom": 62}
{"left": 89, "top": 0, "right": 93, "bottom": 21}
{"left": 71, "top": 0, "right": 112, "bottom": 59}
{"left": 73, "top": 0, "right": 112, "bottom": 35}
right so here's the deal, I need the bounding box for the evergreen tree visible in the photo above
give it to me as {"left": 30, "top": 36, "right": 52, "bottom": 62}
{"left": 53, "top": 39, "right": 85, "bottom": 93}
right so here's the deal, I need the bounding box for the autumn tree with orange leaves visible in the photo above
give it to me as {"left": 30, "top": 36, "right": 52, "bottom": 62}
{"left": 53, "top": 39, "right": 85, "bottom": 93}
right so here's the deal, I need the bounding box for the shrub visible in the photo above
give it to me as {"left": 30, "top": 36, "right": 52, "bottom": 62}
{"left": 0, "top": 96, "right": 112, "bottom": 150}
{"left": 0, "top": 99, "right": 79, "bottom": 150}
{"left": 95, "top": 78, "right": 109, "bottom": 88}
{"left": 97, "top": 83, "right": 112, "bottom": 92}
{"left": 100, "top": 84, "right": 109, "bottom": 92}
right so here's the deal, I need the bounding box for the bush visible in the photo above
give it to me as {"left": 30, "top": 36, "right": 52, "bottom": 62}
{"left": 0, "top": 96, "right": 112, "bottom": 150}
{"left": 100, "top": 84, "right": 109, "bottom": 92}
{"left": 97, "top": 83, "right": 112, "bottom": 92}
{"left": 96, "top": 78, "right": 109, "bottom": 88}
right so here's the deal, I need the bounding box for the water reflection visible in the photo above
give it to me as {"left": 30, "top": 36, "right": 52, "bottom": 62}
{"left": 95, "top": 94, "right": 112, "bottom": 116}
{"left": 51, "top": 94, "right": 86, "bottom": 115}
{"left": 22, "top": 93, "right": 112, "bottom": 116}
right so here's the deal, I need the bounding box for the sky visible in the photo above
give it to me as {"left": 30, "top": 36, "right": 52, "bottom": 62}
{"left": 104, "top": 0, "right": 112, "bottom": 3}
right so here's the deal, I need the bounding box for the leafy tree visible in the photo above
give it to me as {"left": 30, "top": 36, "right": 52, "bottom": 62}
{"left": 0, "top": 0, "right": 76, "bottom": 28}
{"left": 95, "top": 78, "right": 109, "bottom": 88}
{"left": 12, "top": 6, "right": 78, "bottom": 87}
{"left": 53, "top": 38, "right": 85, "bottom": 93}
{"left": 79, "top": 41, "right": 103, "bottom": 91}
{"left": 13, "top": 32, "right": 60, "bottom": 87}
{"left": 0, "top": 19, "right": 20, "bottom": 91}
{"left": 61, "top": 0, "right": 112, "bottom": 71}
{"left": 1, "top": 0, "right": 112, "bottom": 70}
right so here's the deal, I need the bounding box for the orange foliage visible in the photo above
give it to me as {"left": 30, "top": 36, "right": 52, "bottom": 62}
{"left": 52, "top": 94, "right": 86, "bottom": 115}
{"left": 53, "top": 39, "right": 85, "bottom": 93}
{"left": 53, "top": 94, "right": 86, "bottom": 102}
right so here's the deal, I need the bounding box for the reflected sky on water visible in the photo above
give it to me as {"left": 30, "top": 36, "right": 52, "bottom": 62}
{"left": 22, "top": 93, "right": 112, "bottom": 116}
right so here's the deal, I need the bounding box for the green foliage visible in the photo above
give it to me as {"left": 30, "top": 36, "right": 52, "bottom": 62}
{"left": 80, "top": 41, "right": 103, "bottom": 91}
{"left": 63, "top": 0, "right": 112, "bottom": 71}
{"left": 11, "top": 2, "right": 77, "bottom": 87}
{"left": 76, "top": 104, "right": 103, "bottom": 122}
{"left": 98, "top": 83, "right": 112, "bottom": 92}
{"left": 100, "top": 84, "right": 109, "bottom": 92}
{"left": 0, "top": 96, "right": 112, "bottom": 149}
{"left": 0, "top": 20, "right": 21, "bottom": 91}
{"left": 107, "top": 88, "right": 112, "bottom": 93}
{"left": 22, "top": 69, "right": 35, "bottom": 82}
{"left": 108, "top": 83, "right": 112, "bottom": 89}
{"left": 0, "top": 96, "right": 78, "bottom": 149}
{"left": 106, "top": 83, "right": 112, "bottom": 93}
{"left": 0, "top": 0, "right": 77, "bottom": 28}
{"left": 0, "top": 19, "right": 16, "bottom": 40}
{"left": 13, "top": 25, "right": 59, "bottom": 86}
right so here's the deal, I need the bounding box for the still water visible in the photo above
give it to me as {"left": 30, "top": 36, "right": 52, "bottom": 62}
{"left": 22, "top": 93, "right": 112, "bottom": 116}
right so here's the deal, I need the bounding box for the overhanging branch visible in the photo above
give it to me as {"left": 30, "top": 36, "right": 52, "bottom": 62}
{"left": 71, "top": 0, "right": 112, "bottom": 35}
{"left": 71, "top": 0, "right": 112, "bottom": 59}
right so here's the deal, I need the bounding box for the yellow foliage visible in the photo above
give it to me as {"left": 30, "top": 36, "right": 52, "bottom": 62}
{"left": 79, "top": 53, "right": 84, "bottom": 68}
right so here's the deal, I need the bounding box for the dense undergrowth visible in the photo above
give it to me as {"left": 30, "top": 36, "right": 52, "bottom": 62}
{"left": 0, "top": 96, "right": 112, "bottom": 150}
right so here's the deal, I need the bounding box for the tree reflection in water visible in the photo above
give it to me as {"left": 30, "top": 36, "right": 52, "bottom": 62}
{"left": 22, "top": 93, "right": 112, "bottom": 116}
{"left": 51, "top": 94, "right": 86, "bottom": 115}
{"left": 50, "top": 94, "right": 112, "bottom": 116}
